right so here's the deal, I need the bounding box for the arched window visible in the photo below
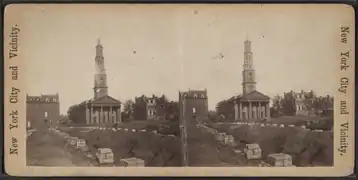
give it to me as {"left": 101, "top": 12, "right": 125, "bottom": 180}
{"left": 46, "top": 98, "right": 50, "bottom": 102}
{"left": 53, "top": 98, "right": 57, "bottom": 102}
{"left": 193, "top": 93, "right": 197, "bottom": 98}
{"left": 201, "top": 94, "right": 205, "bottom": 98}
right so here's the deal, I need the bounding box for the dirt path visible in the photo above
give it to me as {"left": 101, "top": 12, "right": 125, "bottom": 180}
{"left": 27, "top": 129, "right": 92, "bottom": 166}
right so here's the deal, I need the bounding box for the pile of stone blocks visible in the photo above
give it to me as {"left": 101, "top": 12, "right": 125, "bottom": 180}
{"left": 244, "top": 143, "right": 262, "bottom": 160}
{"left": 96, "top": 148, "right": 115, "bottom": 165}
{"left": 266, "top": 153, "right": 293, "bottom": 167}
{"left": 223, "top": 135, "right": 236, "bottom": 147}
{"left": 215, "top": 132, "right": 227, "bottom": 143}
{"left": 118, "top": 157, "right": 145, "bottom": 167}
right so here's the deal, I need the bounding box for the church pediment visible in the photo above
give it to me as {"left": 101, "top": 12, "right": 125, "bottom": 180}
{"left": 91, "top": 95, "right": 121, "bottom": 105}
{"left": 241, "top": 91, "right": 270, "bottom": 101}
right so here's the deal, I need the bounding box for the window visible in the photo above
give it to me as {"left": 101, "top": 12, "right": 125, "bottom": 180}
{"left": 192, "top": 108, "right": 196, "bottom": 113}
{"left": 201, "top": 94, "right": 205, "bottom": 98}
{"left": 193, "top": 93, "right": 197, "bottom": 98}
{"left": 46, "top": 98, "right": 50, "bottom": 102}
{"left": 45, "top": 112, "right": 48, "bottom": 118}
{"left": 53, "top": 98, "right": 57, "bottom": 102}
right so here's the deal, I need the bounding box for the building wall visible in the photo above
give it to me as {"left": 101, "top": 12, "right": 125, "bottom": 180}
{"left": 146, "top": 98, "right": 157, "bottom": 120}
{"left": 294, "top": 92, "right": 309, "bottom": 116}
{"left": 179, "top": 90, "right": 209, "bottom": 123}
{"left": 26, "top": 95, "right": 60, "bottom": 129}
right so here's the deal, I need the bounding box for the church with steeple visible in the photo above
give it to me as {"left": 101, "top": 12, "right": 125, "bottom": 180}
{"left": 68, "top": 39, "right": 122, "bottom": 126}
{"left": 217, "top": 38, "right": 270, "bottom": 121}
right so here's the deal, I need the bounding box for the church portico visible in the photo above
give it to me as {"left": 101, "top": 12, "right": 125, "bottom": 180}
{"left": 83, "top": 95, "right": 122, "bottom": 125}
{"left": 234, "top": 99, "right": 270, "bottom": 121}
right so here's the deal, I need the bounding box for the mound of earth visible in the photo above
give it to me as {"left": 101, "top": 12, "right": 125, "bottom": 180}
{"left": 208, "top": 124, "right": 333, "bottom": 166}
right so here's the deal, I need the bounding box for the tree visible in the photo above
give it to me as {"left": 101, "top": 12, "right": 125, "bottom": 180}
{"left": 122, "top": 99, "right": 134, "bottom": 120}
{"left": 271, "top": 95, "right": 284, "bottom": 117}
{"left": 165, "top": 101, "right": 179, "bottom": 121}
{"left": 282, "top": 92, "right": 296, "bottom": 116}
{"left": 133, "top": 95, "right": 147, "bottom": 120}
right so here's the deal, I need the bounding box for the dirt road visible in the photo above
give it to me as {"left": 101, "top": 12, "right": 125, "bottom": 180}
{"left": 26, "top": 128, "right": 92, "bottom": 166}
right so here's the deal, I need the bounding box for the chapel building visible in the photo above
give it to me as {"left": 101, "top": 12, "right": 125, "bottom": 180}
{"left": 217, "top": 38, "right": 270, "bottom": 121}
{"left": 68, "top": 39, "right": 122, "bottom": 126}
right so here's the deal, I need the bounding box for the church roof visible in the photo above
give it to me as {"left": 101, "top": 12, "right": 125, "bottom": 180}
{"left": 80, "top": 95, "right": 121, "bottom": 105}
{"left": 241, "top": 90, "right": 270, "bottom": 101}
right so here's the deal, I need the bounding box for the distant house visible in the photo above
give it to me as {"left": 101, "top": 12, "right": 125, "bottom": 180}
{"left": 283, "top": 90, "right": 310, "bottom": 116}
{"left": 132, "top": 95, "right": 168, "bottom": 120}
{"left": 26, "top": 93, "right": 60, "bottom": 128}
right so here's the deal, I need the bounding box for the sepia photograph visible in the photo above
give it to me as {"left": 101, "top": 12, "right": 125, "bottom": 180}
{"left": 4, "top": 4, "right": 355, "bottom": 176}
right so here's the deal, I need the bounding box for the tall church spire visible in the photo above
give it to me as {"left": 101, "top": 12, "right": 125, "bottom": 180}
{"left": 242, "top": 38, "right": 256, "bottom": 95}
{"left": 94, "top": 39, "right": 108, "bottom": 99}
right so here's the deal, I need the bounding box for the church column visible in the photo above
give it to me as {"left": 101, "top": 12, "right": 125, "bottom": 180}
{"left": 248, "top": 101, "right": 252, "bottom": 120}
{"left": 234, "top": 102, "right": 239, "bottom": 121}
{"left": 100, "top": 106, "right": 104, "bottom": 124}
{"left": 109, "top": 106, "right": 113, "bottom": 124}
{"left": 117, "top": 107, "right": 121, "bottom": 123}
{"left": 90, "top": 106, "right": 94, "bottom": 124}
{"left": 266, "top": 102, "right": 270, "bottom": 118}
{"left": 258, "top": 102, "right": 261, "bottom": 119}
{"left": 239, "top": 102, "right": 243, "bottom": 120}
{"left": 253, "top": 106, "right": 257, "bottom": 120}
{"left": 104, "top": 108, "right": 109, "bottom": 124}
{"left": 86, "top": 105, "right": 90, "bottom": 124}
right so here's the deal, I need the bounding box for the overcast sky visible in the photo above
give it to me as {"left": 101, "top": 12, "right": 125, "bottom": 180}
{"left": 21, "top": 4, "right": 350, "bottom": 114}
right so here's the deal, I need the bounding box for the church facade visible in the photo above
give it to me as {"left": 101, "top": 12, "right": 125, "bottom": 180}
{"left": 216, "top": 38, "right": 270, "bottom": 121}
{"left": 68, "top": 40, "right": 122, "bottom": 126}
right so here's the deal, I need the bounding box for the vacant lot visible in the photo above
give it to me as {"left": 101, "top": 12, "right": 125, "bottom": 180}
{"left": 60, "top": 121, "right": 182, "bottom": 167}
{"left": 207, "top": 122, "right": 333, "bottom": 166}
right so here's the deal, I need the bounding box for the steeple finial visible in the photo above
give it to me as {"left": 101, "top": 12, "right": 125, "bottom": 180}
{"left": 245, "top": 32, "right": 249, "bottom": 41}
{"left": 97, "top": 38, "right": 101, "bottom": 45}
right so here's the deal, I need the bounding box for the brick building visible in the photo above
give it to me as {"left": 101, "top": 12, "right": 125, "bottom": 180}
{"left": 283, "top": 90, "right": 310, "bottom": 116}
{"left": 179, "top": 89, "right": 209, "bottom": 123}
{"left": 26, "top": 93, "right": 60, "bottom": 129}
{"left": 132, "top": 95, "right": 168, "bottom": 120}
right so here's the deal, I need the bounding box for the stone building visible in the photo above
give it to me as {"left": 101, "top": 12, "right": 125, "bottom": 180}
{"left": 68, "top": 39, "right": 121, "bottom": 126}
{"left": 146, "top": 96, "right": 157, "bottom": 120}
{"left": 283, "top": 90, "right": 309, "bottom": 116}
{"left": 293, "top": 91, "right": 308, "bottom": 116}
{"left": 179, "top": 89, "right": 209, "bottom": 123}
{"left": 216, "top": 38, "right": 270, "bottom": 121}
{"left": 132, "top": 95, "right": 168, "bottom": 120}
{"left": 26, "top": 93, "right": 60, "bottom": 128}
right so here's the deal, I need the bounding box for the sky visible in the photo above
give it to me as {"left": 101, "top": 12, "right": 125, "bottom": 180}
{"left": 20, "top": 4, "right": 351, "bottom": 114}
